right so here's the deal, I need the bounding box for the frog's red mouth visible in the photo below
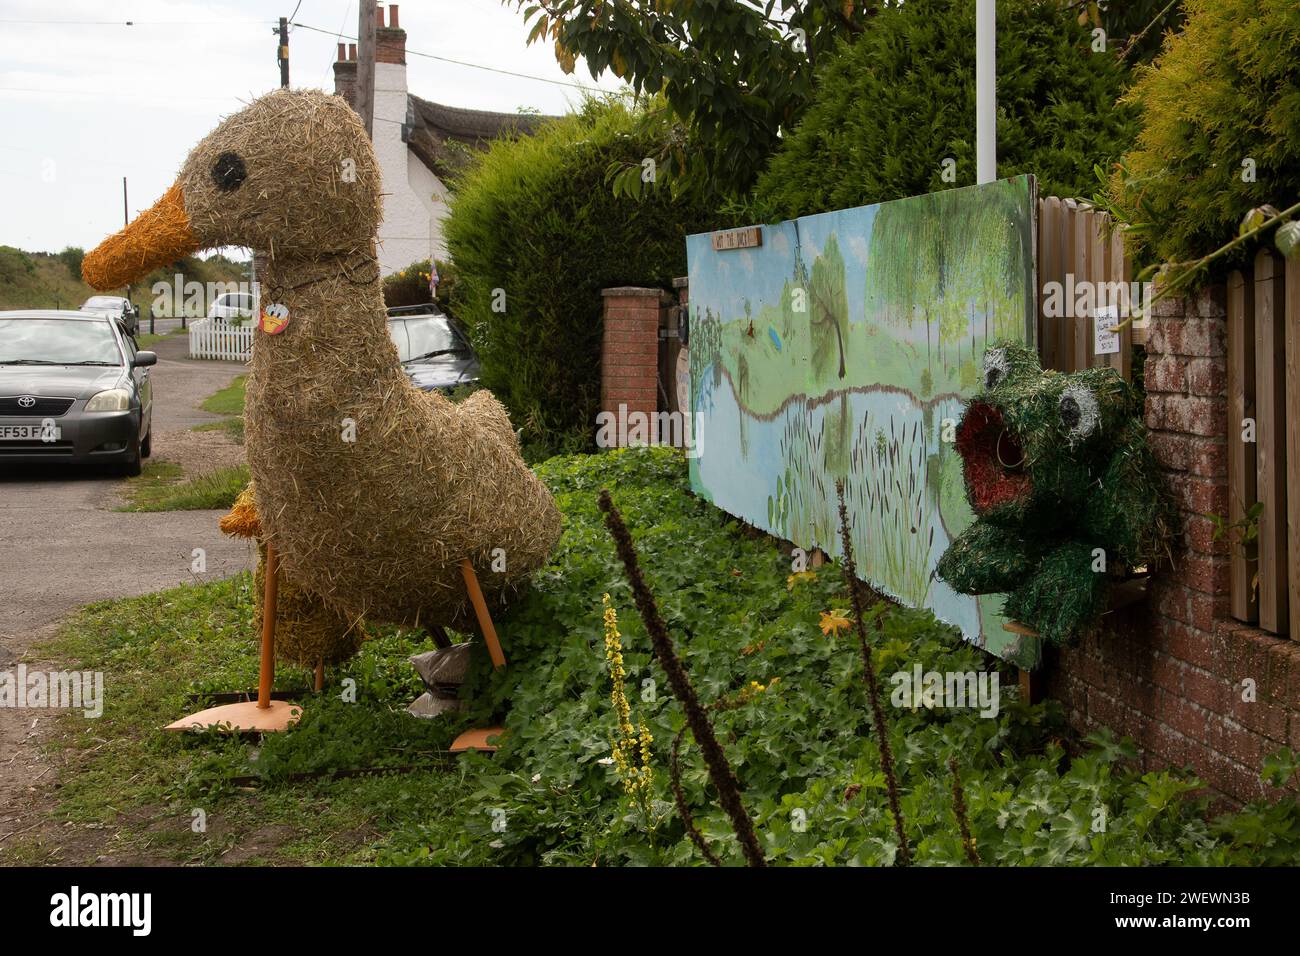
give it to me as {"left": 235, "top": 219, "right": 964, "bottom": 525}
{"left": 956, "top": 401, "right": 1032, "bottom": 514}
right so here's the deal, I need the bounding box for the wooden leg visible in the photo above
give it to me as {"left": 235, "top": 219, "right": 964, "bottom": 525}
{"left": 258, "top": 542, "right": 280, "bottom": 709}
{"left": 459, "top": 559, "right": 506, "bottom": 669}
{"left": 164, "top": 539, "right": 300, "bottom": 733}
{"left": 428, "top": 625, "right": 453, "bottom": 650}
{"left": 315, "top": 659, "right": 324, "bottom": 692}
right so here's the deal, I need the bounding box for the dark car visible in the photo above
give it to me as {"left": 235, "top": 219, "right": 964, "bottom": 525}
{"left": 0, "top": 310, "right": 155, "bottom": 475}
{"left": 387, "top": 304, "right": 480, "bottom": 393}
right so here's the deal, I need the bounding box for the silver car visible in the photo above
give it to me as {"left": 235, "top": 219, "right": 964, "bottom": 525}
{"left": 80, "top": 294, "right": 140, "bottom": 336}
{"left": 0, "top": 310, "right": 155, "bottom": 475}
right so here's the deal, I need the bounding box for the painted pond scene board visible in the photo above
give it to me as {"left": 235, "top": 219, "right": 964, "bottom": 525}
{"left": 685, "top": 175, "right": 1039, "bottom": 665}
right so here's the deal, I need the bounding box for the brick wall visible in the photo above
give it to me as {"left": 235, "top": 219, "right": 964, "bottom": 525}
{"left": 376, "top": 29, "right": 406, "bottom": 66}
{"left": 1044, "top": 285, "right": 1300, "bottom": 804}
{"left": 332, "top": 44, "right": 357, "bottom": 109}
{"left": 600, "top": 287, "right": 670, "bottom": 437}
{"left": 372, "top": 3, "right": 406, "bottom": 64}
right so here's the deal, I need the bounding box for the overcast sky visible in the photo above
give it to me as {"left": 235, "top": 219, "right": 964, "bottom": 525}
{"left": 0, "top": 0, "right": 622, "bottom": 253}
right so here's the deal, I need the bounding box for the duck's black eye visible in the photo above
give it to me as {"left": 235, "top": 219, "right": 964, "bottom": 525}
{"left": 211, "top": 151, "right": 247, "bottom": 192}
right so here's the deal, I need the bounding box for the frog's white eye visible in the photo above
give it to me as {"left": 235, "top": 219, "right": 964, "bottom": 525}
{"left": 982, "top": 348, "right": 1009, "bottom": 390}
{"left": 1060, "top": 384, "right": 1099, "bottom": 444}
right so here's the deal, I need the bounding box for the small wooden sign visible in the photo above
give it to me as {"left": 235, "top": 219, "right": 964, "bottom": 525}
{"left": 711, "top": 226, "right": 762, "bottom": 251}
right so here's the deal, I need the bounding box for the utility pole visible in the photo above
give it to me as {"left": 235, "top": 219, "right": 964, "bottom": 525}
{"left": 123, "top": 176, "right": 133, "bottom": 306}
{"left": 276, "top": 16, "right": 289, "bottom": 88}
{"left": 975, "top": 0, "right": 996, "bottom": 184}
{"left": 357, "top": 0, "right": 376, "bottom": 139}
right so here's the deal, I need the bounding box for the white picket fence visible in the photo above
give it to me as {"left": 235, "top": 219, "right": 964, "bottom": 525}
{"left": 188, "top": 318, "right": 253, "bottom": 361}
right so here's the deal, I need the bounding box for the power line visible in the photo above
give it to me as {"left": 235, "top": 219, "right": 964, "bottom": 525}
{"left": 290, "top": 19, "right": 606, "bottom": 92}
{"left": 0, "top": 18, "right": 275, "bottom": 25}
{"left": 321, "top": 1, "right": 354, "bottom": 87}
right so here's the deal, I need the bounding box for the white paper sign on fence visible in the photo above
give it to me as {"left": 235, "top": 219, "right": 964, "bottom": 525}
{"left": 1094, "top": 304, "right": 1120, "bottom": 356}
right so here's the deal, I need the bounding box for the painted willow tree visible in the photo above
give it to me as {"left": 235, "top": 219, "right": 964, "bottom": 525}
{"left": 807, "top": 231, "right": 849, "bottom": 384}
{"left": 931, "top": 183, "right": 1033, "bottom": 350}
{"left": 864, "top": 182, "right": 1033, "bottom": 379}
{"left": 864, "top": 192, "right": 945, "bottom": 370}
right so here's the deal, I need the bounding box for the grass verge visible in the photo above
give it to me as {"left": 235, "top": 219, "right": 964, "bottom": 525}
{"left": 134, "top": 327, "right": 186, "bottom": 349}
{"left": 200, "top": 374, "right": 246, "bottom": 417}
{"left": 119, "top": 463, "right": 249, "bottom": 512}
{"left": 194, "top": 417, "right": 245, "bottom": 444}
{"left": 11, "top": 574, "right": 465, "bottom": 865}
{"left": 194, "top": 372, "right": 246, "bottom": 446}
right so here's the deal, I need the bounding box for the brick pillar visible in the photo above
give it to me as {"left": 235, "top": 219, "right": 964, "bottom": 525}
{"left": 601, "top": 287, "right": 670, "bottom": 442}
{"left": 1045, "top": 284, "right": 1300, "bottom": 803}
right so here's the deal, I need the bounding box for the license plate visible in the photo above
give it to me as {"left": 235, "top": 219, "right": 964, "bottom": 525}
{"left": 0, "top": 423, "right": 61, "bottom": 441}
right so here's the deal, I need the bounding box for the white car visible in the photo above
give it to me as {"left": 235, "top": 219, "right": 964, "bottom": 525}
{"left": 80, "top": 295, "right": 139, "bottom": 336}
{"left": 207, "top": 292, "right": 256, "bottom": 324}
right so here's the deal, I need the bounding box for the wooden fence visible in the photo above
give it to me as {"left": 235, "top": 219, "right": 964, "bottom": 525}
{"left": 188, "top": 318, "right": 253, "bottom": 362}
{"left": 1226, "top": 250, "right": 1299, "bottom": 637}
{"left": 1036, "top": 197, "right": 1137, "bottom": 379}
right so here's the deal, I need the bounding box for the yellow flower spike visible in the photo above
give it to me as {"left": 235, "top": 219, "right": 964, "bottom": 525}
{"left": 600, "top": 596, "right": 659, "bottom": 829}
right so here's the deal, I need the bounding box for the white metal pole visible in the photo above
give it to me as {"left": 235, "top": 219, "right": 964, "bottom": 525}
{"left": 976, "top": 0, "right": 996, "bottom": 184}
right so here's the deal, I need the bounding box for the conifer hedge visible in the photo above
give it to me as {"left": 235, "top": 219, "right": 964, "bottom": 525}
{"left": 445, "top": 100, "right": 722, "bottom": 455}
{"left": 752, "top": 0, "right": 1137, "bottom": 220}
{"left": 1104, "top": 0, "right": 1300, "bottom": 267}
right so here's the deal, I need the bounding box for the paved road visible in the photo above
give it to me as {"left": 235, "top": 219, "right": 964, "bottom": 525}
{"left": 0, "top": 337, "right": 255, "bottom": 839}
{"left": 0, "top": 334, "right": 253, "bottom": 643}
{"left": 136, "top": 316, "right": 192, "bottom": 337}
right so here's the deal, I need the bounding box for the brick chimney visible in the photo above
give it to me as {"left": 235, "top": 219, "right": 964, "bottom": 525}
{"left": 332, "top": 42, "right": 358, "bottom": 109}
{"left": 376, "top": 4, "right": 406, "bottom": 65}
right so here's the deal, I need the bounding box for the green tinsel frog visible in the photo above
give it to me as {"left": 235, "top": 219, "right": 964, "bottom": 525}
{"left": 936, "top": 342, "right": 1177, "bottom": 646}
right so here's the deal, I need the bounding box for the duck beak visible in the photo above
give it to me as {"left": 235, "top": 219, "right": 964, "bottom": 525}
{"left": 82, "top": 182, "right": 199, "bottom": 290}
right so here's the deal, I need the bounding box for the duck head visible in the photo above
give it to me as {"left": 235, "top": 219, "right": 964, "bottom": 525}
{"left": 83, "top": 88, "right": 382, "bottom": 291}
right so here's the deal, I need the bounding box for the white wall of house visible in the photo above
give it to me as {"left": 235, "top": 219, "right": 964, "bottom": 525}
{"left": 373, "top": 60, "right": 442, "bottom": 276}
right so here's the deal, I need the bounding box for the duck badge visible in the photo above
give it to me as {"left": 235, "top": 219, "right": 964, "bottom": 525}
{"left": 259, "top": 302, "right": 290, "bottom": 335}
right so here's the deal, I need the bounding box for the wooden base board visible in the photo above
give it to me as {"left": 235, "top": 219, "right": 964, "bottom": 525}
{"left": 1003, "top": 577, "right": 1151, "bottom": 640}
{"left": 165, "top": 699, "right": 301, "bottom": 733}
{"left": 1017, "top": 667, "right": 1046, "bottom": 704}
{"left": 450, "top": 727, "right": 505, "bottom": 753}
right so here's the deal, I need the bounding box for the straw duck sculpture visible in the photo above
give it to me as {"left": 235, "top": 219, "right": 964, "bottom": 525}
{"left": 84, "top": 89, "right": 562, "bottom": 635}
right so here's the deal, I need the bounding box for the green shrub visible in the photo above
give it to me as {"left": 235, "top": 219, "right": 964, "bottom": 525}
{"left": 445, "top": 99, "right": 724, "bottom": 455}
{"left": 1104, "top": 0, "right": 1300, "bottom": 267}
{"left": 56, "top": 246, "right": 85, "bottom": 279}
{"left": 752, "top": 0, "right": 1137, "bottom": 220}
{"left": 383, "top": 258, "right": 459, "bottom": 313}
{"left": 0, "top": 245, "right": 35, "bottom": 284}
